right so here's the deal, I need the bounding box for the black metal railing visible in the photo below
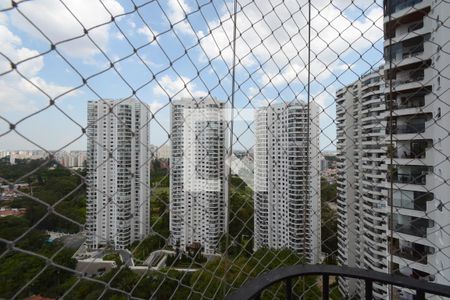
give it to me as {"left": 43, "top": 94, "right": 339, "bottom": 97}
{"left": 226, "top": 265, "right": 450, "bottom": 300}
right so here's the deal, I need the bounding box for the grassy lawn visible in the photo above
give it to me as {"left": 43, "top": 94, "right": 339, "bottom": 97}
{"left": 150, "top": 187, "right": 169, "bottom": 214}
{"left": 103, "top": 252, "right": 121, "bottom": 265}
{"left": 330, "top": 282, "right": 343, "bottom": 300}
{"left": 165, "top": 254, "right": 206, "bottom": 269}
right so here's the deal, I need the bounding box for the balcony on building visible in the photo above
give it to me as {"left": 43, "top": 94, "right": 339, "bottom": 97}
{"left": 392, "top": 262, "right": 435, "bottom": 283}
{"left": 385, "top": 61, "right": 431, "bottom": 92}
{"left": 388, "top": 165, "right": 431, "bottom": 185}
{"left": 391, "top": 190, "right": 433, "bottom": 211}
{"left": 384, "top": 0, "right": 430, "bottom": 25}
{"left": 390, "top": 238, "right": 434, "bottom": 264}
{"left": 385, "top": 0, "right": 423, "bottom": 15}
{"left": 385, "top": 91, "right": 431, "bottom": 111}
{"left": 385, "top": 34, "right": 427, "bottom": 63}
{"left": 386, "top": 113, "right": 431, "bottom": 135}
{"left": 388, "top": 139, "right": 433, "bottom": 164}
{"left": 391, "top": 213, "right": 434, "bottom": 238}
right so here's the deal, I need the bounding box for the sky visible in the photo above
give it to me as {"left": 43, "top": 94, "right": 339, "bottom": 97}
{"left": 0, "top": 0, "right": 384, "bottom": 152}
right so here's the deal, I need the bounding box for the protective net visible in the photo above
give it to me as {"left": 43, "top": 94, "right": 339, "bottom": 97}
{"left": 0, "top": 0, "right": 449, "bottom": 299}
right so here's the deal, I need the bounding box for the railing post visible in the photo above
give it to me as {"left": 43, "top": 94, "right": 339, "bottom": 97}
{"left": 365, "top": 279, "right": 373, "bottom": 300}
{"left": 323, "top": 274, "right": 329, "bottom": 300}
{"left": 416, "top": 289, "right": 425, "bottom": 300}
{"left": 285, "top": 278, "right": 292, "bottom": 300}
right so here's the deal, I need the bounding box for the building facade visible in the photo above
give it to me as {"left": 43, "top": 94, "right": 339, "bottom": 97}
{"left": 56, "top": 151, "right": 87, "bottom": 168}
{"left": 336, "top": 66, "right": 389, "bottom": 299}
{"left": 254, "top": 101, "right": 321, "bottom": 263}
{"left": 338, "top": 1, "right": 450, "bottom": 298}
{"left": 384, "top": 0, "right": 450, "bottom": 298}
{"left": 86, "top": 99, "right": 150, "bottom": 250}
{"left": 169, "top": 97, "right": 228, "bottom": 254}
{"left": 157, "top": 144, "right": 171, "bottom": 159}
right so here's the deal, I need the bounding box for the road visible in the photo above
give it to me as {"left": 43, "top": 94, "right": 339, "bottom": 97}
{"left": 118, "top": 250, "right": 134, "bottom": 267}
{"left": 59, "top": 233, "right": 85, "bottom": 249}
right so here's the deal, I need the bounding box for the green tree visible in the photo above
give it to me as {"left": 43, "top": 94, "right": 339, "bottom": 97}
{"left": 321, "top": 178, "right": 338, "bottom": 257}
{"left": 0, "top": 253, "right": 45, "bottom": 299}
{"left": 130, "top": 235, "right": 165, "bottom": 261}
{"left": 227, "top": 175, "right": 254, "bottom": 257}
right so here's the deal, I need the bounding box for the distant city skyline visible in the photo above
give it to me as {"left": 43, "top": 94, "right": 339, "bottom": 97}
{"left": 0, "top": 103, "right": 339, "bottom": 152}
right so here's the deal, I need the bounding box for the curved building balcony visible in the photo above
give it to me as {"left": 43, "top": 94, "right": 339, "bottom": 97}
{"left": 384, "top": 0, "right": 430, "bottom": 23}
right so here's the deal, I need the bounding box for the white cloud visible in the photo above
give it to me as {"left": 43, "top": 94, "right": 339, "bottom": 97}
{"left": 141, "top": 54, "right": 163, "bottom": 69}
{"left": 167, "top": 0, "right": 195, "bottom": 36}
{"left": 313, "top": 92, "right": 334, "bottom": 110}
{"left": 115, "top": 31, "right": 125, "bottom": 41}
{"left": 128, "top": 20, "right": 137, "bottom": 29}
{"left": 9, "top": 0, "right": 124, "bottom": 61}
{"left": 0, "top": 11, "right": 8, "bottom": 24}
{"left": 149, "top": 101, "right": 164, "bottom": 113}
{"left": 153, "top": 74, "right": 206, "bottom": 99}
{"left": 0, "top": 78, "right": 42, "bottom": 113}
{"left": 198, "top": 0, "right": 383, "bottom": 87}
{"left": 252, "top": 98, "right": 273, "bottom": 108}
{"left": 0, "top": 20, "right": 75, "bottom": 114}
{"left": 30, "top": 76, "right": 76, "bottom": 98}
{"left": 259, "top": 63, "right": 308, "bottom": 87}
{"left": 247, "top": 86, "right": 259, "bottom": 98}
{"left": 0, "top": 72, "right": 75, "bottom": 114}
{"left": 137, "top": 26, "right": 157, "bottom": 43}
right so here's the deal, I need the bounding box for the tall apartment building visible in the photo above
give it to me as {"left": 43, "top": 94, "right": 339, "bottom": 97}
{"left": 384, "top": 0, "right": 450, "bottom": 298}
{"left": 338, "top": 1, "right": 450, "bottom": 298}
{"left": 169, "top": 97, "right": 228, "bottom": 254}
{"left": 86, "top": 99, "right": 150, "bottom": 250}
{"left": 56, "top": 151, "right": 87, "bottom": 168}
{"left": 254, "top": 101, "right": 321, "bottom": 263}
{"left": 336, "top": 66, "right": 389, "bottom": 299}
{"left": 157, "top": 144, "right": 171, "bottom": 159}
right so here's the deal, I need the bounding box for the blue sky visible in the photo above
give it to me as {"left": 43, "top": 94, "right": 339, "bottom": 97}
{"left": 0, "top": 0, "right": 384, "bottom": 152}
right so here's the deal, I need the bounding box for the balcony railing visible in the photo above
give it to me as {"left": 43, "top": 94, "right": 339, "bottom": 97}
{"left": 392, "top": 198, "right": 427, "bottom": 211}
{"left": 393, "top": 265, "right": 436, "bottom": 283}
{"left": 387, "top": 75, "right": 425, "bottom": 88}
{"left": 226, "top": 265, "right": 450, "bottom": 300}
{"left": 386, "top": 97, "right": 425, "bottom": 110}
{"left": 385, "top": 0, "right": 423, "bottom": 15}
{"left": 390, "top": 173, "right": 426, "bottom": 185}
{"left": 392, "top": 215, "right": 433, "bottom": 238}
{"left": 392, "top": 246, "right": 429, "bottom": 264}
{"left": 387, "top": 48, "right": 424, "bottom": 63}
{"left": 387, "top": 123, "right": 426, "bottom": 134}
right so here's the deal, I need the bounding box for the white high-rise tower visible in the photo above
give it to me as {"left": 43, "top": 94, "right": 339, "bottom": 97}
{"left": 336, "top": 66, "right": 389, "bottom": 299}
{"left": 86, "top": 99, "right": 150, "bottom": 250}
{"left": 338, "top": 1, "right": 450, "bottom": 297}
{"left": 384, "top": 1, "right": 450, "bottom": 298}
{"left": 170, "top": 97, "right": 228, "bottom": 254}
{"left": 254, "top": 101, "right": 321, "bottom": 263}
